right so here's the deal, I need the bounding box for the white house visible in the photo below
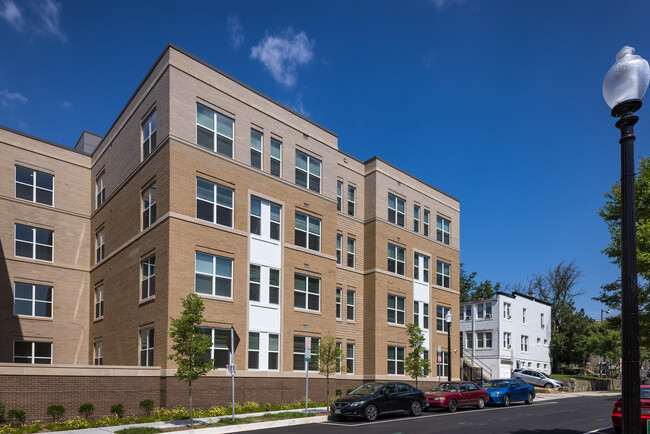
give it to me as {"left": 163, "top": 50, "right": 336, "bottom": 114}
{"left": 459, "top": 292, "right": 552, "bottom": 379}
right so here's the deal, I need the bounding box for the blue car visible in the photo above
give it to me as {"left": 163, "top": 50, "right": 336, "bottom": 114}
{"left": 483, "top": 378, "right": 535, "bottom": 406}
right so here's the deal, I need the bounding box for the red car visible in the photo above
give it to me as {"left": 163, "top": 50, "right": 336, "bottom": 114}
{"left": 425, "top": 381, "right": 489, "bottom": 412}
{"left": 611, "top": 385, "right": 650, "bottom": 433}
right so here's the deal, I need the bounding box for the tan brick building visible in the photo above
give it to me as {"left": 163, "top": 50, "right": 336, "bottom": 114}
{"left": 0, "top": 44, "right": 460, "bottom": 383}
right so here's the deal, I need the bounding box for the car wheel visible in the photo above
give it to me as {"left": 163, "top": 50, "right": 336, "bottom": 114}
{"left": 365, "top": 404, "right": 378, "bottom": 422}
{"left": 503, "top": 394, "right": 511, "bottom": 407}
{"left": 525, "top": 392, "right": 534, "bottom": 405}
{"left": 477, "top": 397, "right": 485, "bottom": 409}
{"left": 448, "top": 399, "right": 458, "bottom": 412}
{"left": 410, "top": 400, "right": 422, "bottom": 416}
{"left": 544, "top": 383, "right": 554, "bottom": 389}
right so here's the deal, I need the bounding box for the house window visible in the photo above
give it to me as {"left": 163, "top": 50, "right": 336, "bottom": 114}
{"left": 544, "top": 339, "right": 548, "bottom": 346}
{"left": 196, "top": 103, "right": 234, "bottom": 158}
{"left": 537, "top": 337, "right": 541, "bottom": 345}
{"left": 294, "top": 274, "right": 320, "bottom": 311}
{"left": 269, "top": 334, "right": 279, "bottom": 370}
{"left": 142, "top": 111, "right": 157, "bottom": 158}
{"left": 196, "top": 178, "right": 233, "bottom": 227}
{"left": 95, "top": 229, "right": 104, "bottom": 263}
{"left": 388, "top": 244, "right": 405, "bottom": 275}
{"left": 423, "top": 210, "right": 430, "bottom": 237}
{"left": 14, "top": 341, "right": 52, "bottom": 364}
{"left": 503, "top": 332, "right": 511, "bottom": 349}
{"left": 414, "top": 205, "right": 420, "bottom": 233}
{"left": 293, "top": 336, "right": 319, "bottom": 371}
{"left": 13, "top": 282, "right": 52, "bottom": 318}
{"left": 266, "top": 268, "right": 280, "bottom": 305}
{"left": 248, "top": 332, "right": 259, "bottom": 369}
{"left": 388, "top": 194, "right": 405, "bottom": 226}
{"left": 477, "top": 303, "right": 484, "bottom": 318}
{"left": 295, "top": 150, "right": 321, "bottom": 193}
{"left": 336, "top": 234, "right": 342, "bottom": 265}
{"left": 295, "top": 212, "right": 320, "bottom": 251}
{"left": 15, "top": 165, "right": 53, "bottom": 206}
{"left": 200, "top": 327, "right": 230, "bottom": 368}
{"left": 94, "top": 342, "right": 103, "bottom": 365}
{"left": 346, "top": 344, "right": 355, "bottom": 373}
{"left": 140, "top": 328, "right": 154, "bottom": 366}
{"left": 413, "top": 301, "right": 429, "bottom": 330}
{"left": 250, "top": 197, "right": 281, "bottom": 241}
{"left": 437, "top": 305, "right": 451, "bottom": 332}
{"left": 336, "top": 342, "right": 342, "bottom": 372}
{"left": 414, "top": 301, "right": 419, "bottom": 326}
{"left": 94, "top": 285, "right": 103, "bottom": 320}
{"left": 436, "top": 261, "right": 450, "bottom": 288}
{"left": 463, "top": 305, "right": 472, "bottom": 320}
{"left": 336, "top": 287, "right": 342, "bottom": 319}
{"left": 347, "top": 237, "right": 355, "bottom": 268}
{"left": 465, "top": 332, "right": 473, "bottom": 349}
{"left": 337, "top": 181, "right": 343, "bottom": 212}
{"left": 504, "top": 303, "right": 511, "bottom": 319}
{"left": 437, "top": 352, "right": 449, "bottom": 378}
{"left": 250, "top": 129, "right": 263, "bottom": 169}
{"left": 523, "top": 308, "right": 527, "bottom": 324}
{"left": 521, "top": 335, "right": 529, "bottom": 352}
{"left": 387, "top": 346, "right": 405, "bottom": 375}
{"left": 195, "top": 252, "right": 233, "bottom": 298}
{"left": 423, "top": 303, "right": 429, "bottom": 329}
{"left": 270, "top": 138, "right": 282, "bottom": 177}
{"left": 414, "top": 253, "right": 430, "bottom": 283}
{"left": 249, "top": 265, "right": 261, "bottom": 302}
{"left": 541, "top": 313, "right": 545, "bottom": 329}
{"left": 347, "top": 290, "right": 355, "bottom": 321}
{"left": 347, "top": 186, "right": 356, "bottom": 216}
{"left": 387, "top": 294, "right": 405, "bottom": 325}
{"left": 437, "top": 216, "right": 450, "bottom": 245}
{"left": 486, "top": 303, "right": 492, "bottom": 318}
{"left": 476, "top": 331, "right": 492, "bottom": 348}
{"left": 142, "top": 183, "right": 157, "bottom": 229}
{"left": 96, "top": 172, "right": 105, "bottom": 208}
{"left": 15, "top": 224, "right": 53, "bottom": 261}
{"left": 141, "top": 255, "right": 155, "bottom": 300}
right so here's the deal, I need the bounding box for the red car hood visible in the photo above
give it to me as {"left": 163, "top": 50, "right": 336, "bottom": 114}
{"left": 425, "top": 391, "right": 454, "bottom": 398}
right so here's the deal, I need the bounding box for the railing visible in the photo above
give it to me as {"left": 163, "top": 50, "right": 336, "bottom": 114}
{"left": 461, "top": 356, "right": 493, "bottom": 383}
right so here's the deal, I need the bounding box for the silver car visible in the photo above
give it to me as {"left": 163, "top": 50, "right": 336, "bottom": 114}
{"left": 512, "top": 369, "right": 563, "bottom": 389}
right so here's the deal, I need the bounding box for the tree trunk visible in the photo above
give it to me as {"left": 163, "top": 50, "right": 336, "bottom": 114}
{"left": 326, "top": 375, "right": 330, "bottom": 413}
{"left": 189, "top": 380, "right": 193, "bottom": 428}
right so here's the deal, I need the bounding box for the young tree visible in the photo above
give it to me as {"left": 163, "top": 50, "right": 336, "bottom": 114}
{"left": 405, "top": 323, "right": 430, "bottom": 388}
{"left": 318, "top": 335, "right": 342, "bottom": 411}
{"left": 168, "top": 293, "right": 213, "bottom": 428}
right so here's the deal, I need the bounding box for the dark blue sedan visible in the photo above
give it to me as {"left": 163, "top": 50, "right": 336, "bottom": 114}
{"left": 483, "top": 378, "right": 535, "bottom": 406}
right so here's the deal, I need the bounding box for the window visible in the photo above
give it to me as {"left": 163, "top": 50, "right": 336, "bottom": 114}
{"left": 388, "top": 194, "right": 405, "bottom": 226}
{"left": 196, "top": 103, "right": 234, "bottom": 158}
{"left": 337, "top": 181, "right": 342, "bottom": 212}
{"left": 523, "top": 308, "right": 527, "bottom": 324}
{"left": 295, "top": 212, "right": 320, "bottom": 251}
{"left": 15, "top": 165, "right": 53, "bottom": 206}
{"left": 477, "top": 303, "right": 483, "bottom": 318}
{"left": 15, "top": 224, "right": 53, "bottom": 261}
{"left": 293, "top": 336, "right": 319, "bottom": 371}
{"left": 346, "top": 343, "right": 354, "bottom": 374}
{"left": 250, "top": 197, "right": 281, "bottom": 241}
{"left": 414, "top": 301, "right": 419, "bottom": 326}
{"left": 504, "top": 302, "right": 512, "bottom": 319}
{"left": 336, "top": 342, "right": 342, "bottom": 372}
{"left": 387, "top": 294, "right": 405, "bottom": 325}
{"left": 336, "top": 234, "right": 342, "bottom": 265}
{"left": 14, "top": 341, "right": 51, "bottom": 364}
{"left": 14, "top": 282, "right": 52, "bottom": 318}
{"left": 201, "top": 327, "right": 230, "bottom": 368}
{"left": 142, "top": 111, "right": 157, "bottom": 158}
{"left": 423, "top": 210, "right": 430, "bottom": 237}
{"left": 347, "top": 186, "right": 356, "bottom": 216}
{"left": 294, "top": 274, "right": 320, "bottom": 311}
{"left": 503, "top": 332, "right": 511, "bottom": 349}
{"left": 142, "top": 183, "right": 157, "bottom": 229}
{"left": 544, "top": 339, "right": 548, "bottom": 346}
{"left": 388, "top": 244, "right": 405, "bottom": 275}
{"left": 336, "top": 287, "right": 342, "bottom": 319}
{"left": 248, "top": 332, "right": 259, "bottom": 369}
{"left": 476, "top": 331, "right": 492, "bottom": 348}
{"left": 463, "top": 305, "right": 472, "bottom": 320}
{"left": 269, "top": 268, "right": 280, "bottom": 305}
{"left": 437, "top": 351, "right": 449, "bottom": 378}
{"left": 477, "top": 303, "right": 491, "bottom": 319}
{"left": 140, "top": 328, "right": 154, "bottom": 366}
{"left": 465, "top": 332, "right": 473, "bottom": 349}
{"left": 521, "top": 335, "right": 529, "bottom": 352}
{"left": 423, "top": 303, "right": 429, "bottom": 329}
{"left": 195, "top": 252, "right": 233, "bottom": 298}
{"left": 141, "top": 256, "right": 155, "bottom": 299}
{"left": 437, "top": 305, "right": 451, "bottom": 332}
{"left": 270, "top": 138, "right": 282, "bottom": 177}
{"left": 413, "top": 205, "right": 420, "bottom": 233}
{"left": 436, "top": 261, "right": 450, "bottom": 288}
{"left": 269, "top": 334, "right": 279, "bottom": 370}
{"left": 541, "top": 313, "right": 545, "bottom": 329}
{"left": 347, "top": 290, "right": 355, "bottom": 321}
{"left": 387, "top": 346, "right": 405, "bottom": 375}
{"left": 196, "top": 178, "right": 234, "bottom": 227}
{"left": 95, "top": 229, "right": 104, "bottom": 263}
{"left": 249, "top": 265, "right": 260, "bottom": 302}
{"left": 486, "top": 303, "right": 492, "bottom": 318}
{"left": 347, "top": 237, "right": 355, "bottom": 268}
{"left": 537, "top": 337, "right": 541, "bottom": 345}
{"left": 414, "top": 253, "right": 430, "bottom": 282}
{"left": 94, "top": 285, "right": 103, "bottom": 319}
{"left": 94, "top": 342, "right": 103, "bottom": 366}
{"left": 250, "top": 129, "right": 262, "bottom": 169}
{"left": 414, "top": 301, "right": 429, "bottom": 330}
{"left": 295, "top": 150, "right": 321, "bottom": 193}
{"left": 96, "top": 172, "right": 105, "bottom": 208}
{"left": 437, "top": 216, "right": 450, "bottom": 245}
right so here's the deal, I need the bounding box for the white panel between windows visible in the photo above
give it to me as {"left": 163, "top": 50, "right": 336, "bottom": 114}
{"left": 249, "top": 305, "right": 281, "bottom": 334}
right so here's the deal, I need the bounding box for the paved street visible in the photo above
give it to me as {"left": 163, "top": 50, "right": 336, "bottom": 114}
{"left": 260, "top": 394, "right": 619, "bottom": 433}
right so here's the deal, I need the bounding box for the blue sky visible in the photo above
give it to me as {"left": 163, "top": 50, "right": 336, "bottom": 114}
{"left": 2, "top": 0, "right": 649, "bottom": 319}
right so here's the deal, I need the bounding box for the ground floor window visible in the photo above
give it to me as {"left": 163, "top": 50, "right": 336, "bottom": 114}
{"left": 293, "top": 336, "right": 319, "bottom": 371}
{"left": 200, "top": 327, "right": 230, "bottom": 368}
{"left": 14, "top": 341, "right": 52, "bottom": 364}
{"left": 387, "top": 345, "right": 405, "bottom": 375}
{"left": 437, "top": 351, "right": 449, "bottom": 378}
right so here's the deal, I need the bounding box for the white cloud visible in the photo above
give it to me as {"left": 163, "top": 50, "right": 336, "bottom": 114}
{"left": 431, "top": 0, "right": 465, "bottom": 9}
{"left": 0, "top": 0, "right": 66, "bottom": 41}
{"left": 60, "top": 100, "right": 72, "bottom": 109}
{"left": 227, "top": 14, "right": 244, "bottom": 50}
{"left": 0, "top": 88, "right": 28, "bottom": 106}
{"left": 251, "top": 28, "right": 314, "bottom": 87}
{"left": 0, "top": 0, "right": 24, "bottom": 30}
{"left": 287, "top": 94, "right": 310, "bottom": 117}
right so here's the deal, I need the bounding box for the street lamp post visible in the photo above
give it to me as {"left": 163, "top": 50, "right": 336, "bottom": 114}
{"left": 603, "top": 46, "right": 650, "bottom": 434}
{"left": 445, "top": 311, "right": 453, "bottom": 381}
{"left": 599, "top": 309, "right": 610, "bottom": 377}
{"left": 600, "top": 309, "right": 610, "bottom": 322}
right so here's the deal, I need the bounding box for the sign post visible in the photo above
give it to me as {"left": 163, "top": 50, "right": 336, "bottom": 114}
{"left": 226, "top": 327, "right": 240, "bottom": 422}
{"left": 305, "top": 337, "right": 311, "bottom": 414}
{"left": 437, "top": 345, "right": 441, "bottom": 383}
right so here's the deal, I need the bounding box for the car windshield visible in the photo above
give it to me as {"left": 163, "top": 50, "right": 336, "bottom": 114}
{"left": 348, "top": 383, "right": 383, "bottom": 395}
{"left": 431, "top": 382, "right": 459, "bottom": 392}
{"left": 483, "top": 380, "right": 510, "bottom": 388}
{"left": 539, "top": 372, "right": 549, "bottom": 378}
{"left": 641, "top": 388, "right": 650, "bottom": 399}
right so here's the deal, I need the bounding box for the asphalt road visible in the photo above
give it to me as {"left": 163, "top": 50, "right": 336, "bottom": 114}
{"left": 261, "top": 395, "right": 619, "bottom": 434}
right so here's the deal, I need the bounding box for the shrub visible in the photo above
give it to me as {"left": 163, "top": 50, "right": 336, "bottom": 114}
{"left": 346, "top": 388, "right": 354, "bottom": 394}
{"left": 46, "top": 405, "right": 65, "bottom": 423}
{"left": 139, "top": 400, "right": 154, "bottom": 417}
{"left": 0, "top": 402, "right": 6, "bottom": 424}
{"left": 110, "top": 404, "right": 125, "bottom": 419}
{"left": 8, "top": 410, "right": 26, "bottom": 426}
{"left": 335, "top": 389, "right": 342, "bottom": 397}
{"left": 78, "top": 403, "right": 94, "bottom": 419}
{"left": 242, "top": 401, "right": 261, "bottom": 413}
{"left": 134, "top": 416, "right": 154, "bottom": 424}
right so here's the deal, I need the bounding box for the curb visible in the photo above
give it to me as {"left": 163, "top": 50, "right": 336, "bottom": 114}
{"left": 181, "top": 415, "right": 328, "bottom": 434}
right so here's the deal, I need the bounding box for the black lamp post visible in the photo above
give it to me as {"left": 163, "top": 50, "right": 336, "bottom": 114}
{"left": 600, "top": 309, "right": 610, "bottom": 377}
{"left": 603, "top": 46, "right": 650, "bottom": 434}
{"left": 445, "top": 311, "right": 453, "bottom": 381}
{"left": 600, "top": 309, "right": 610, "bottom": 322}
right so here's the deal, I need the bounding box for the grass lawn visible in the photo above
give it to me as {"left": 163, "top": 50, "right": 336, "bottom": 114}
{"left": 116, "top": 428, "right": 163, "bottom": 434}
{"left": 552, "top": 374, "right": 613, "bottom": 382}
{"left": 208, "top": 412, "right": 314, "bottom": 427}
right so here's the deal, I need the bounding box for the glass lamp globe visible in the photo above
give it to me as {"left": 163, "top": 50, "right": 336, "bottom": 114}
{"left": 445, "top": 311, "right": 453, "bottom": 324}
{"left": 603, "top": 46, "right": 650, "bottom": 110}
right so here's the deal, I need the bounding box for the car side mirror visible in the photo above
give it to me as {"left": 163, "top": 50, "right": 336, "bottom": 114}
{"left": 383, "top": 389, "right": 390, "bottom": 397}
{"left": 510, "top": 384, "right": 516, "bottom": 389}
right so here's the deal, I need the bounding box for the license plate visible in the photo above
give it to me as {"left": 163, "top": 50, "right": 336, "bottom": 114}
{"left": 334, "top": 409, "right": 341, "bottom": 414}
{"left": 642, "top": 408, "right": 650, "bottom": 414}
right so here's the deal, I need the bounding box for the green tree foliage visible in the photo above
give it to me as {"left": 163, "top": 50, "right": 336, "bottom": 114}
{"left": 586, "top": 321, "right": 621, "bottom": 377}
{"left": 459, "top": 263, "right": 501, "bottom": 302}
{"left": 46, "top": 405, "right": 65, "bottom": 422}
{"left": 404, "top": 323, "right": 430, "bottom": 388}
{"left": 168, "top": 293, "right": 214, "bottom": 428}
{"left": 318, "top": 335, "right": 342, "bottom": 411}
{"left": 78, "top": 403, "right": 94, "bottom": 419}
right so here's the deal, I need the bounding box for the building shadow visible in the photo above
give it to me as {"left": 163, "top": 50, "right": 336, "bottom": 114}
{"left": 0, "top": 239, "right": 21, "bottom": 362}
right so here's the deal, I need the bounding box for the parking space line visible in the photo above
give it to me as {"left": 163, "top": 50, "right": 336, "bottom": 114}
{"left": 584, "top": 427, "right": 613, "bottom": 433}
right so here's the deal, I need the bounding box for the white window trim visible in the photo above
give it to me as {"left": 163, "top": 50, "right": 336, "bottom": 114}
{"left": 142, "top": 183, "right": 157, "bottom": 230}
{"left": 142, "top": 111, "right": 157, "bottom": 158}
{"left": 250, "top": 129, "right": 263, "bottom": 170}
{"left": 347, "top": 290, "right": 355, "bottom": 321}
{"left": 293, "top": 274, "right": 321, "bottom": 312}
{"left": 387, "top": 345, "right": 405, "bottom": 375}
{"left": 94, "top": 285, "right": 104, "bottom": 320}
{"left": 13, "top": 341, "right": 52, "bottom": 364}
{"left": 347, "top": 185, "right": 356, "bottom": 216}
{"left": 270, "top": 138, "right": 282, "bottom": 177}
{"left": 388, "top": 193, "right": 405, "bottom": 227}
{"left": 196, "top": 103, "right": 235, "bottom": 158}
{"left": 194, "top": 252, "right": 233, "bottom": 298}
{"left": 295, "top": 150, "right": 321, "bottom": 193}
{"left": 347, "top": 237, "right": 355, "bottom": 268}
{"left": 196, "top": 178, "right": 234, "bottom": 228}
{"left": 15, "top": 165, "right": 54, "bottom": 206}
{"left": 140, "top": 328, "right": 154, "bottom": 367}
{"left": 13, "top": 282, "right": 53, "bottom": 318}
{"left": 15, "top": 224, "right": 54, "bottom": 262}
{"left": 141, "top": 255, "right": 155, "bottom": 300}
{"left": 388, "top": 244, "right": 406, "bottom": 275}
{"left": 346, "top": 343, "right": 355, "bottom": 374}
{"left": 295, "top": 212, "right": 321, "bottom": 252}
{"left": 388, "top": 294, "right": 405, "bottom": 325}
